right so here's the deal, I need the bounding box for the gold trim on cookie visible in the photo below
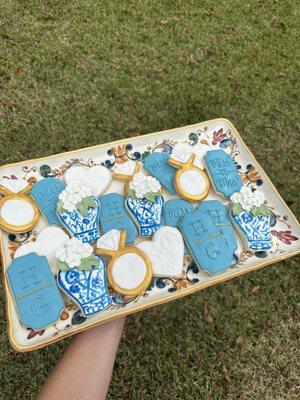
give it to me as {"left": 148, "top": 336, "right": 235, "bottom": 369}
{"left": 168, "top": 153, "right": 210, "bottom": 202}
{"left": 95, "top": 230, "right": 152, "bottom": 296}
{"left": 114, "top": 162, "right": 140, "bottom": 196}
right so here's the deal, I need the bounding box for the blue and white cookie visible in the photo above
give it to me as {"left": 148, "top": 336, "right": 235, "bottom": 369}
{"left": 196, "top": 200, "right": 238, "bottom": 263}
{"left": 143, "top": 152, "right": 176, "bottom": 194}
{"left": 57, "top": 183, "right": 101, "bottom": 243}
{"left": 98, "top": 193, "right": 138, "bottom": 245}
{"left": 31, "top": 177, "right": 65, "bottom": 225}
{"left": 125, "top": 172, "right": 164, "bottom": 237}
{"left": 7, "top": 252, "right": 64, "bottom": 330}
{"left": 204, "top": 149, "right": 243, "bottom": 198}
{"left": 179, "top": 207, "right": 233, "bottom": 274}
{"left": 163, "top": 199, "right": 193, "bottom": 254}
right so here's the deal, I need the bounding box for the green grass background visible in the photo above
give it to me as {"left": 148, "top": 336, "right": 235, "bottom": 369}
{"left": 0, "top": 1, "right": 299, "bottom": 399}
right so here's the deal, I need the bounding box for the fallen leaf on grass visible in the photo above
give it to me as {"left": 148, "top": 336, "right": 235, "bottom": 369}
{"left": 203, "top": 302, "right": 214, "bottom": 323}
{"left": 222, "top": 365, "right": 230, "bottom": 382}
{"left": 159, "top": 19, "right": 168, "bottom": 25}
{"left": 236, "top": 336, "right": 243, "bottom": 345}
{"left": 251, "top": 285, "right": 260, "bottom": 293}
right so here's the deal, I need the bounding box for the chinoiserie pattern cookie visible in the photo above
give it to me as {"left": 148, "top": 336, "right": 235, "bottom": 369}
{"left": 125, "top": 172, "right": 164, "bottom": 237}
{"left": 56, "top": 238, "right": 112, "bottom": 316}
{"left": 57, "top": 183, "right": 101, "bottom": 243}
{"left": 229, "top": 186, "right": 272, "bottom": 251}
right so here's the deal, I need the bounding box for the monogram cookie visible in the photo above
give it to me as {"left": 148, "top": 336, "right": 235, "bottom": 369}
{"left": 143, "top": 152, "right": 176, "bottom": 194}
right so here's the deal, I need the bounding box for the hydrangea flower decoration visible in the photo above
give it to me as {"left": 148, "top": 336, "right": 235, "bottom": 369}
{"left": 230, "top": 186, "right": 269, "bottom": 216}
{"left": 128, "top": 172, "right": 162, "bottom": 202}
{"left": 56, "top": 237, "right": 99, "bottom": 271}
{"left": 57, "top": 182, "right": 96, "bottom": 216}
{"left": 56, "top": 183, "right": 101, "bottom": 243}
{"left": 125, "top": 173, "right": 164, "bottom": 237}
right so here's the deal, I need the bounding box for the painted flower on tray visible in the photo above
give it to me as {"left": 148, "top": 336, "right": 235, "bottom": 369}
{"left": 56, "top": 237, "right": 99, "bottom": 271}
{"left": 270, "top": 230, "right": 298, "bottom": 245}
{"left": 212, "top": 128, "right": 227, "bottom": 145}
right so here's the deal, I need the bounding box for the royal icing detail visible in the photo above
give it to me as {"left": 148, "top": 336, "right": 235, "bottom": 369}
{"left": 57, "top": 183, "right": 101, "bottom": 243}
{"left": 99, "top": 193, "right": 138, "bottom": 244}
{"left": 179, "top": 207, "right": 233, "bottom": 274}
{"left": 168, "top": 153, "right": 210, "bottom": 202}
{"left": 171, "top": 142, "right": 207, "bottom": 169}
{"left": 14, "top": 226, "right": 70, "bottom": 275}
{"left": 230, "top": 186, "right": 271, "bottom": 251}
{"left": 125, "top": 173, "right": 164, "bottom": 237}
{"left": 204, "top": 149, "right": 243, "bottom": 198}
{"left": 113, "top": 161, "right": 140, "bottom": 196}
{"left": 96, "top": 230, "right": 152, "bottom": 296}
{"left": 0, "top": 178, "right": 39, "bottom": 233}
{"left": 7, "top": 253, "right": 64, "bottom": 330}
{"left": 163, "top": 199, "right": 193, "bottom": 254}
{"left": 143, "top": 152, "right": 176, "bottom": 194}
{"left": 31, "top": 177, "right": 65, "bottom": 225}
{"left": 64, "top": 165, "right": 112, "bottom": 196}
{"left": 137, "top": 227, "right": 185, "bottom": 278}
{"left": 57, "top": 256, "right": 111, "bottom": 316}
{"left": 196, "top": 200, "right": 238, "bottom": 262}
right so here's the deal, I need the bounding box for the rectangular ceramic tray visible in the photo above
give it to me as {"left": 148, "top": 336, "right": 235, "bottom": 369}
{"left": 1, "top": 118, "right": 299, "bottom": 352}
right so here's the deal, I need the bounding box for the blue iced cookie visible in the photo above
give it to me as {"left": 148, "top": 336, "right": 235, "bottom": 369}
{"left": 31, "top": 177, "right": 65, "bottom": 225}
{"left": 57, "top": 256, "right": 112, "bottom": 316}
{"left": 144, "top": 152, "right": 176, "bottom": 194}
{"left": 196, "top": 200, "right": 238, "bottom": 263}
{"left": 204, "top": 150, "right": 242, "bottom": 198}
{"left": 99, "top": 193, "right": 137, "bottom": 244}
{"left": 7, "top": 252, "right": 64, "bottom": 330}
{"left": 179, "top": 207, "right": 233, "bottom": 274}
{"left": 163, "top": 199, "right": 193, "bottom": 254}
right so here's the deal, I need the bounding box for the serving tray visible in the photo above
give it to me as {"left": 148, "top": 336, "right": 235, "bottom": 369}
{"left": 1, "top": 118, "right": 299, "bottom": 352}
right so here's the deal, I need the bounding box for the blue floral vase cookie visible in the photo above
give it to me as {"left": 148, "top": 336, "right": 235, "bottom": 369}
{"left": 56, "top": 238, "right": 112, "bottom": 316}
{"left": 57, "top": 183, "right": 101, "bottom": 243}
{"left": 125, "top": 172, "right": 164, "bottom": 237}
{"left": 230, "top": 186, "right": 272, "bottom": 251}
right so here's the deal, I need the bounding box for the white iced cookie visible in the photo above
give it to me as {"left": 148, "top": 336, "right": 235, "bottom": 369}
{"left": 96, "top": 230, "right": 153, "bottom": 296}
{"left": 171, "top": 143, "right": 207, "bottom": 169}
{"left": 14, "top": 226, "right": 70, "bottom": 274}
{"left": 64, "top": 165, "right": 112, "bottom": 196}
{"left": 137, "top": 226, "right": 185, "bottom": 279}
{"left": 0, "top": 177, "right": 39, "bottom": 233}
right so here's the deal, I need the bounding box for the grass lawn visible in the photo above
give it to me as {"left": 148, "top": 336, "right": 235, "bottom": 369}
{"left": 0, "top": 1, "right": 299, "bottom": 399}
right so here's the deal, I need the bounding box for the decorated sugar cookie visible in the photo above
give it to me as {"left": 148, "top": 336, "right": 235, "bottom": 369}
{"left": 99, "top": 193, "right": 138, "bottom": 245}
{"left": 171, "top": 142, "right": 207, "bottom": 169}
{"left": 143, "top": 152, "right": 176, "bottom": 194}
{"left": 57, "top": 238, "right": 112, "bottom": 316}
{"left": 14, "top": 226, "right": 70, "bottom": 274}
{"left": 163, "top": 199, "right": 193, "bottom": 254}
{"left": 204, "top": 149, "right": 243, "bottom": 198}
{"left": 0, "top": 177, "right": 40, "bottom": 233}
{"left": 168, "top": 153, "right": 210, "bottom": 202}
{"left": 96, "top": 230, "right": 152, "bottom": 296}
{"left": 125, "top": 172, "right": 164, "bottom": 237}
{"left": 31, "top": 177, "right": 65, "bottom": 225}
{"left": 7, "top": 253, "right": 64, "bottom": 330}
{"left": 230, "top": 186, "right": 272, "bottom": 251}
{"left": 179, "top": 207, "right": 233, "bottom": 274}
{"left": 137, "top": 227, "right": 185, "bottom": 279}
{"left": 196, "top": 200, "right": 238, "bottom": 263}
{"left": 57, "top": 183, "right": 101, "bottom": 243}
{"left": 64, "top": 165, "right": 112, "bottom": 196}
{"left": 113, "top": 161, "right": 140, "bottom": 196}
